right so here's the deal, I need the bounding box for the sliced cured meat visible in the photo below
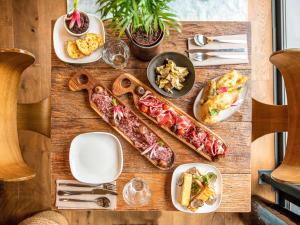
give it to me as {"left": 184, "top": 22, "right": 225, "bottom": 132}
{"left": 176, "top": 115, "right": 192, "bottom": 131}
{"left": 157, "top": 111, "right": 176, "bottom": 127}
{"left": 137, "top": 90, "right": 228, "bottom": 160}
{"left": 91, "top": 87, "right": 175, "bottom": 169}
{"left": 139, "top": 91, "right": 164, "bottom": 107}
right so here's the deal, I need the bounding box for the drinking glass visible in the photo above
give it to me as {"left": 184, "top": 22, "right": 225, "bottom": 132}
{"left": 123, "top": 177, "right": 151, "bottom": 206}
{"left": 102, "top": 39, "right": 130, "bottom": 69}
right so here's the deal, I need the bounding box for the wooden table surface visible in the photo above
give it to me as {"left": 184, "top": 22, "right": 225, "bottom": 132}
{"left": 51, "top": 21, "right": 251, "bottom": 212}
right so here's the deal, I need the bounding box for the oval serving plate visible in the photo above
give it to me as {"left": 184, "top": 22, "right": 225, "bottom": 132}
{"left": 171, "top": 163, "right": 223, "bottom": 213}
{"left": 193, "top": 76, "right": 248, "bottom": 123}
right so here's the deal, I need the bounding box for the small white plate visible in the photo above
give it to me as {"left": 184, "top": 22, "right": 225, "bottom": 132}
{"left": 171, "top": 163, "right": 223, "bottom": 213}
{"left": 69, "top": 132, "right": 123, "bottom": 184}
{"left": 53, "top": 14, "right": 105, "bottom": 64}
{"left": 193, "top": 76, "right": 248, "bottom": 123}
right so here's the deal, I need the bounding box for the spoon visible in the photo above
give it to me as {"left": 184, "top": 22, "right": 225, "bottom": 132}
{"left": 194, "top": 34, "right": 247, "bottom": 47}
{"left": 60, "top": 197, "right": 111, "bottom": 208}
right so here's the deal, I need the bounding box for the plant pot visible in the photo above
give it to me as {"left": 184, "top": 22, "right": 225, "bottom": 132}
{"left": 125, "top": 28, "right": 164, "bottom": 61}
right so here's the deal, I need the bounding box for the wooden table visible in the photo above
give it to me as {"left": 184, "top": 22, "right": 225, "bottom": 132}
{"left": 51, "top": 21, "right": 251, "bottom": 212}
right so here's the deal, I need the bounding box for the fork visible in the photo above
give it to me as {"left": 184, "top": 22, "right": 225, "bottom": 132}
{"left": 193, "top": 52, "right": 248, "bottom": 62}
{"left": 59, "top": 182, "right": 116, "bottom": 191}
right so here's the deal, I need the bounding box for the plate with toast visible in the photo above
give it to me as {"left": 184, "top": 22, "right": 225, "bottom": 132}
{"left": 171, "top": 163, "right": 222, "bottom": 213}
{"left": 53, "top": 14, "right": 105, "bottom": 64}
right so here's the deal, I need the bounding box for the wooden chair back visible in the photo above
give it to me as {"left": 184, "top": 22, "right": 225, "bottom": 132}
{"left": 253, "top": 49, "right": 300, "bottom": 184}
{"left": 0, "top": 49, "right": 35, "bottom": 181}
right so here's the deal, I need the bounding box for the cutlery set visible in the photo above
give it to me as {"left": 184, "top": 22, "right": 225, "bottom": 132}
{"left": 57, "top": 182, "right": 117, "bottom": 208}
{"left": 188, "top": 34, "right": 248, "bottom": 63}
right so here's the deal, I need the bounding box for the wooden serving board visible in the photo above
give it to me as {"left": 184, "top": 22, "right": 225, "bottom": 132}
{"left": 68, "top": 71, "right": 175, "bottom": 170}
{"left": 112, "top": 73, "right": 227, "bottom": 161}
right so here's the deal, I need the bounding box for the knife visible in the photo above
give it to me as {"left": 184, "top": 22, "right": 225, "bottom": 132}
{"left": 59, "top": 182, "right": 115, "bottom": 190}
{"left": 58, "top": 189, "right": 118, "bottom": 196}
{"left": 185, "top": 48, "right": 245, "bottom": 53}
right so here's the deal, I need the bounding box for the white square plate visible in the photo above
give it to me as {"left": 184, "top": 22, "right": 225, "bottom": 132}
{"left": 69, "top": 132, "right": 123, "bottom": 184}
{"left": 53, "top": 14, "right": 105, "bottom": 64}
{"left": 171, "top": 163, "right": 223, "bottom": 213}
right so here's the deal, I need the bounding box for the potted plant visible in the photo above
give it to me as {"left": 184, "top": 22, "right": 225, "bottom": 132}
{"left": 97, "top": 0, "right": 181, "bottom": 61}
{"left": 64, "top": 0, "right": 90, "bottom": 36}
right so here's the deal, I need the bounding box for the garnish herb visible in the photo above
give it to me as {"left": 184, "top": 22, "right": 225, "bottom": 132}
{"left": 209, "top": 109, "right": 219, "bottom": 116}
{"left": 157, "top": 140, "right": 165, "bottom": 146}
{"left": 112, "top": 98, "right": 118, "bottom": 106}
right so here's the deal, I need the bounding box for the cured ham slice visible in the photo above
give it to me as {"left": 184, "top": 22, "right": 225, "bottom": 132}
{"left": 137, "top": 91, "right": 228, "bottom": 160}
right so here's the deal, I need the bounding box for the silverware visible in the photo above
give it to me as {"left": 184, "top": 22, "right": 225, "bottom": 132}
{"left": 60, "top": 197, "right": 111, "bottom": 208}
{"left": 194, "top": 34, "right": 247, "bottom": 47}
{"left": 185, "top": 48, "right": 245, "bottom": 53}
{"left": 59, "top": 182, "right": 116, "bottom": 191}
{"left": 58, "top": 188, "right": 118, "bottom": 196}
{"left": 193, "top": 52, "right": 248, "bottom": 62}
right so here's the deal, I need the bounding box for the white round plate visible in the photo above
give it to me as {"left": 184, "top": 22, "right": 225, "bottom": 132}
{"left": 69, "top": 132, "right": 123, "bottom": 184}
{"left": 193, "top": 76, "right": 248, "bottom": 123}
{"left": 171, "top": 163, "right": 223, "bottom": 213}
{"left": 53, "top": 14, "right": 105, "bottom": 64}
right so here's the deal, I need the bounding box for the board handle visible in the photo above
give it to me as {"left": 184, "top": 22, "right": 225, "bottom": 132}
{"left": 112, "top": 73, "right": 137, "bottom": 96}
{"left": 69, "top": 71, "right": 96, "bottom": 92}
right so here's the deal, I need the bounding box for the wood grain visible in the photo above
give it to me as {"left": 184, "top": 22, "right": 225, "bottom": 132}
{"left": 51, "top": 67, "right": 251, "bottom": 122}
{"left": 248, "top": 0, "right": 275, "bottom": 203}
{"left": 17, "top": 97, "right": 51, "bottom": 137}
{"left": 0, "top": 49, "right": 36, "bottom": 181}
{"left": 68, "top": 71, "right": 175, "bottom": 170}
{"left": 51, "top": 21, "right": 252, "bottom": 212}
{"left": 52, "top": 173, "right": 250, "bottom": 212}
{"left": 0, "top": 0, "right": 275, "bottom": 223}
{"left": 269, "top": 50, "right": 300, "bottom": 184}
{"left": 112, "top": 73, "right": 229, "bottom": 161}
{"left": 252, "top": 99, "right": 288, "bottom": 141}
{"left": 0, "top": 130, "right": 51, "bottom": 225}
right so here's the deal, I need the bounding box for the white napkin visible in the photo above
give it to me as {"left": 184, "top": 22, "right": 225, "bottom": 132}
{"left": 56, "top": 179, "right": 117, "bottom": 209}
{"left": 188, "top": 34, "right": 249, "bottom": 67}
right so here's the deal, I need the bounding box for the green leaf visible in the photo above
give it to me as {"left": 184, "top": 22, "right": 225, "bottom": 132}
{"left": 112, "top": 98, "right": 118, "bottom": 106}
{"left": 96, "top": 0, "right": 181, "bottom": 36}
{"left": 209, "top": 109, "right": 220, "bottom": 116}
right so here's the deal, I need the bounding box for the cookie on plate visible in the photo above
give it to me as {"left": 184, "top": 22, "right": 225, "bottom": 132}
{"left": 66, "top": 40, "right": 85, "bottom": 59}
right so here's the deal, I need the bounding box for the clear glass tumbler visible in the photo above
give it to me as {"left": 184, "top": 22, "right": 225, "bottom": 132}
{"left": 102, "top": 39, "right": 130, "bottom": 70}
{"left": 123, "top": 177, "right": 151, "bottom": 206}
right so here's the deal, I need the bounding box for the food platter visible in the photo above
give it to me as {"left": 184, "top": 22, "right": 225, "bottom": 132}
{"left": 53, "top": 14, "right": 105, "bottom": 64}
{"left": 112, "top": 73, "right": 228, "bottom": 161}
{"left": 193, "top": 71, "right": 248, "bottom": 123}
{"left": 171, "top": 163, "right": 223, "bottom": 213}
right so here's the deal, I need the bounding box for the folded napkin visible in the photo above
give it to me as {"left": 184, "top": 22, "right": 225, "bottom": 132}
{"left": 56, "top": 179, "right": 117, "bottom": 209}
{"left": 187, "top": 34, "right": 249, "bottom": 67}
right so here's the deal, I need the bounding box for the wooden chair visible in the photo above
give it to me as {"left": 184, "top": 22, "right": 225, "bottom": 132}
{"left": 253, "top": 49, "right": 300, "bottom": 184}
{"left": 0, "top": 49, "right": 36, "bottom": 181}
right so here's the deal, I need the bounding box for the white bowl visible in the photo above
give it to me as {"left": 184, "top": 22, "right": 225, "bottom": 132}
{"left": 171, "top": 163, "right": 223, "bottom": 213}
{"left": 69, "top": 132, "right": 123, "bottom": 184}
{"left": 53, "top": 13, "right": 105, "bottom": 64}
{"left": 64, "top": 11, "right": 90, "bottom": 37}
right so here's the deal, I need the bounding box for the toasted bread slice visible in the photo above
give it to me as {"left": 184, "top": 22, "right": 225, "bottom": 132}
{"left": 76, "top": 33, "right": 103, "bottom": 56}
{"left": 66, "top": 40, "right": 85, "bottom": 59}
